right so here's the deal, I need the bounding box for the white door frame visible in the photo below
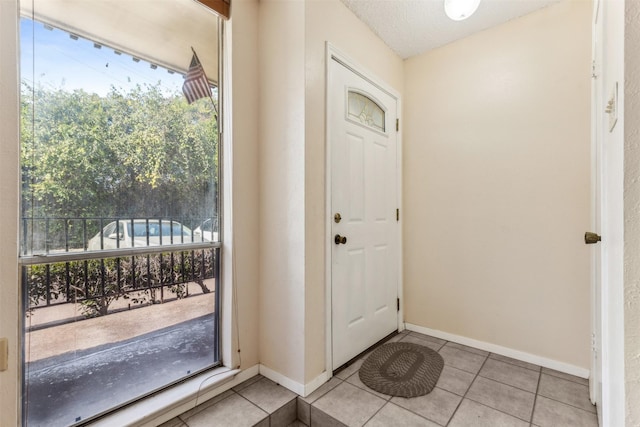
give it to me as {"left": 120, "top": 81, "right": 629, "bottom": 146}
{"left": 324, "top": 43, "right": 403, "bottom": 377}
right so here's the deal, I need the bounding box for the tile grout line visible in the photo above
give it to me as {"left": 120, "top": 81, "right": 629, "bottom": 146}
{"left": 440, "top": 338, "right": 587, "bottom": 387}
{"left": 178, "top": 389, "right": 239, "bottom": 426}
{"left": 443, "top": 342, "right": 490, "bottom": 357}
{"left": 488, "top": 354, "right": 542, "bottom": 373}
{"left": 308, "top": 400, "right": 347, "bottom": 427}
{"left": 233, "top": 388, "right": 272, "bottom": 423}
{"left": 445, "top": 349, "right": 541, "bottom": 425}
{"left": 539, "top": 369, "right": 590, "bottom": 386}
{"left": 446, "top": 342, "right": 588, "bottom": 388}
{"left": 414, "top": 333, "right": 590, "bottom": 386}
{"left": 271, "top": 396, "right": 298, "bottom": 426}
{"left": 405, "top": 333, "right": 447, "bottom": 348}
{"left": 327, "top": 335, "right": 442, "bottom": 427}
{"left": 393, "top": 335, "right": 461, "bottom": 425}
{"left": 347, "top": 377, "right": 393, "bottom": 402}
{"left": 307, "top": 375, "right": 356, "bottom": 427}
{"left": 462, "top": 382, "right": 536, "bottom": 424}
{"left": 540, "top": 370, "right": 592, "bottom": 387}
{"left": 306, "top": 375, "right": 344, "bottom": 405}
{"left": 391, "top": 388, "right": 454, "bottom": 426}
{"left": 236, "top": 374, "right": 304, "bottom": 422}
{"left": 475, "top": 366, "right": 541, "bottom": 395}
{"left": 314, "top": 369, "right": 593, "bottom": 427}
{"left": 335, "top": 370, "right": 391, "bottom": 426}
{"left": 536, "top": 372, "right": 597, "bottom": 413}
{"left": 446, "top": 352, "right": 594, "bottom": 424}
{"left": 444, "top": 347, "right": 490, "bottom": 427}
{"left": 308, "top": 334, "right": 593, "bottom": 427}
{"left": 359, "top": 399, "right": 389, "bottom": 427}
{"left": 380, "top": 339, "right": 468, "bottom": 425}
{"left": 534, "top": 391, "right": 599, "bottom": 415}
{"left": 543, "top": 374, "right": 589, "bottom": 386}
{"left": 306, "top": 376, "right": 344, "bottom": 406}
{"left": 529, "top": 370, "right": 542, "bottom": 427}
{"left": 459, "top": 399, "right": 534, "bottom": 426}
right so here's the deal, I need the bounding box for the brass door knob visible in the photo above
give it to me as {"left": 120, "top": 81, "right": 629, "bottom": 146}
{"left": 334, "top": 234, "right": 347, "bottom": 245}
{"left": 585, "top": 232, "right": 602, "bottom": 244}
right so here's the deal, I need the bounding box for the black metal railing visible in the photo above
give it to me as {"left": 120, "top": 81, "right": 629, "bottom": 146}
{"left": 23, "top": 247, "right": 219, "bottom": 321}
{"left": 20, "top": 217, "right": 220, "bottom": 323}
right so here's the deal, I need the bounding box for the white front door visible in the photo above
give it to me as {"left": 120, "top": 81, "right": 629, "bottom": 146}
{"left": 329, "top": 57, "right": 399, "bottom": 370}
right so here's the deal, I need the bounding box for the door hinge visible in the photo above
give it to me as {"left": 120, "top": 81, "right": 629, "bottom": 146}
{"left": 396, "top": 118, "right": 399, "bottom": 132}
{"left": 397, "top": 298, "right": 400, "bottom": 312}
{"left": 396, "top": 208, "right": 399, "bottom": 222}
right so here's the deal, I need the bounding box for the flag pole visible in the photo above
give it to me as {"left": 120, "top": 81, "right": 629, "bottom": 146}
{"left": 190, "top": 46, "right": 218, "bottom": 120}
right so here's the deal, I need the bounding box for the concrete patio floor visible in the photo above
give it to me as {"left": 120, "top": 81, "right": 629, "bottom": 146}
{"left": 26, "top": 283, "right": 214, "bottom": 362}
{"left": 23, "top": 288, "right": 218, "bottom": 427}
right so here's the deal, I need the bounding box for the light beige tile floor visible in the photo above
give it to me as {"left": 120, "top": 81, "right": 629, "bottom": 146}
{"left": 162, "top": 330, "right": 598, "bottom": 427}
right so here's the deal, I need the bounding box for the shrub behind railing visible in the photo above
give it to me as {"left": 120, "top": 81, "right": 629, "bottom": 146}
{"left": 24, "top": 248, "right": 216, "bottom": 318}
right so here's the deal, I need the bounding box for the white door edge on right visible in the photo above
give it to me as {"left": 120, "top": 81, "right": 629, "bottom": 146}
{"left": 589, "top": 0, "right": 603, "bottom": 415}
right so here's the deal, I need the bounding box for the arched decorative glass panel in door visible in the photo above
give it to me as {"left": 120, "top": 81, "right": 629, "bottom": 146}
{"left": 347, "top": 90, "right": 385, "bottom": 132}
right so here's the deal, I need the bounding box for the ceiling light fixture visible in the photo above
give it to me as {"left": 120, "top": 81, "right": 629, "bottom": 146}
{"left": 444, "top": 0, "right": 481, "bottom": 21}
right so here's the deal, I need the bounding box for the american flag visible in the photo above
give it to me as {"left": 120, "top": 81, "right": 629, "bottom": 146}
{"left": 182, "top": 52, "right": 211, "bottom": 104}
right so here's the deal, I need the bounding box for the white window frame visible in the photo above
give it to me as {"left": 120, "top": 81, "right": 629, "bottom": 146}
{"left": 0, "top": 3, "right": 244, "bottom": 425}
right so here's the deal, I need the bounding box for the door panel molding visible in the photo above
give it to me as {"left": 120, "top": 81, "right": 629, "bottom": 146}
{"left": 324, "top": 43, "right": 403, "bottom": 375}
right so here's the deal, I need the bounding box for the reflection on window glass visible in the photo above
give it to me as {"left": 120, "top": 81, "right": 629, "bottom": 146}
{"left": 347, "top": 91, "right": 385, "bottom": 132}
{"left": 20, "top": 3, "right": 221, "bottom": 425}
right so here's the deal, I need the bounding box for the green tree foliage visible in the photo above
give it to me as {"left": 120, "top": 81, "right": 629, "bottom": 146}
{"left": 21, "top": 83, "right": 218, "bottom": 316}
{"left": 21, "top": 83, "right": 218, "bottom": 223}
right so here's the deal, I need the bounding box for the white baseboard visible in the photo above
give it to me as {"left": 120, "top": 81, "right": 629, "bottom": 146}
{"left": 405, "top": 323, "right": 590, "bottom": 379}
{"left": 303, "top": 371, "right": 330, "bottom": 397}
{"left": 259, "top": 365, "right": 330, "bottom": 397}
{"left": 259, "top": 364, "right": 305, "bottom": 396}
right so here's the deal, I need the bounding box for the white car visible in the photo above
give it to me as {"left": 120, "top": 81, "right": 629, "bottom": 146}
{"left": 193, "top": 218, "right": 219, "bottom": 242}
{"left": 87, "top": 219, "right": 194, "bottom": 250}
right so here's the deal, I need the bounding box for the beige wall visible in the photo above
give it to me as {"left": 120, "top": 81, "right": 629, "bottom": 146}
{"left": 625, "top": 0, "right": 640, "bottom": 423}
{"left": 304, "top": 0, "right": 403, "bottom": 382}
{"left": 255, "top": 0, "right": 404, "bottom": 385}
{"left": 403, "top": 1, "right": 592, "bottom": 368}
{"left": 0, "top": 1, "right": 20, "bottom": 425}
{"left": 230, "top": 0, "right": 260, "bottom": 370}
{"left": 258, "top": 0, "right": 307, "bottom": 383}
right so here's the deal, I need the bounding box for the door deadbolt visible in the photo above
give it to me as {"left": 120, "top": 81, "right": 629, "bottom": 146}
{"left": 585, "top": 232, "right": 602, "bottom": 244}
{"left": 334, "top": 234, "right": 347, "bottom": 245}
{"left": 334, "top": 213, "right": 342, "bottom": 223}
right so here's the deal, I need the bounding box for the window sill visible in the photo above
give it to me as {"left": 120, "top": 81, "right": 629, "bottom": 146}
{"left": 88, "top": 366, "right": 243, "bottom": 427}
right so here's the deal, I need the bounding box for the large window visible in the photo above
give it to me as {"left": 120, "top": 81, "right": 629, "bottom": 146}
{"left": 19, "top": 2, "right": 222, "bottom": 425}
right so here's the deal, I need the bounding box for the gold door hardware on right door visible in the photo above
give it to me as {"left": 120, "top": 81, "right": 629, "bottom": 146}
{"left": 585, "top": 232, "right": 602, "bottom": 244}
{"left": 334, "top": 234, "right": 347, "bottom": 245}
{"left": 0, "top": 338, "right": 7, "bottom": 371}
{"left": 334, "top": 213, "right": 342, "bottom": 223}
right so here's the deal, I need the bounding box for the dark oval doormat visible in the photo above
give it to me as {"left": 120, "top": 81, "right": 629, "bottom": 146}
{"left": 359, "top": 341, "right": 444, "bottom": 398}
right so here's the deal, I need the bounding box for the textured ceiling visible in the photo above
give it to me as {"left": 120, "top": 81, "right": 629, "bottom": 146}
{"left": 341, "top": 0, "right": 563, "bottom": 59}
